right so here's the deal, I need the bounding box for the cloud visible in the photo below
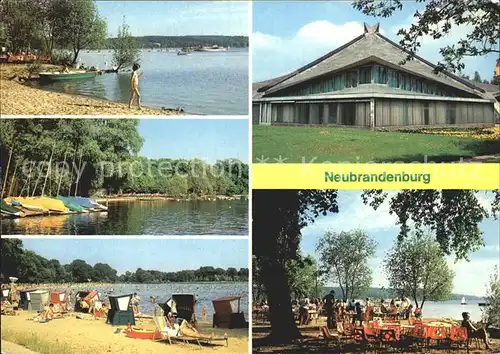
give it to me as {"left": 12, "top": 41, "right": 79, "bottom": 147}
{"left": 252, "top": 21, "right": 369, "bottom": 81}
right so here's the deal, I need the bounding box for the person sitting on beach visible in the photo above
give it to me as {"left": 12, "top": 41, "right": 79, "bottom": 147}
{"left": 461, "top": 312, "right": 491, "bottom": 350}
{"left": 128, "top": 63, "right": 144, "bottom": 110}
{"left": 63, "top": 65, "right": 70, "bottom": 73}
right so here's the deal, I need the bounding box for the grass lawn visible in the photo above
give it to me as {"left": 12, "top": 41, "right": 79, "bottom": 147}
{"left": 253, "top": 126, "right": 500, "bottom": 163}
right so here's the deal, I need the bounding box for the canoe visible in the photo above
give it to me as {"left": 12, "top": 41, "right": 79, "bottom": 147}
{"left": 39, "top": 71, "right": 96, "bottom": 82}
{"left": 0, "top": 199, "right": 24, "bottom": 217}
{"left": 6, "top": 198, "right": 48, "bottom": 212}
{"left": 19, "top": 197, "right": 69, "bottom": 213}
{"left": 56, "top": 196, "right": 89, "bottom": 212}
{"left": 125, "top": 328, "right": 161, "bottom": 340}
{"left": 74, "top": 196, "right": 108, "bottom": 211}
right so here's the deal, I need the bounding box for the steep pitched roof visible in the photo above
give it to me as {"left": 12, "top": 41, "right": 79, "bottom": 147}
{"left": 259, "top": 23, "right": 487, "bottom": 99}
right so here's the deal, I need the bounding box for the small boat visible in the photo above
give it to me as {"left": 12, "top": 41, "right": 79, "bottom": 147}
{"left": 461, "top": 297, "right": 467, "bottom": 305}
{"left": 196, "top": 45, "right": 227, "bottom": 52}
{"left": 125, "top": 327, "right": 161, "bottom": 340}
{"left": 177, "top": 50, "right": 188, "bottom": 56}
{"left": 39, "top": 71, "right": 97, "bottom": 82}
{"left": 56, "top": 196, "right": 89, "bottom": 213}
{"left": 478, "top": 302, "right": 489, "bottom": 307}
{"left": 9, "top": 199, "right": 47, "bottom": 212}
{"left": 0, "top": 199, "right": 24, "bottom": 217}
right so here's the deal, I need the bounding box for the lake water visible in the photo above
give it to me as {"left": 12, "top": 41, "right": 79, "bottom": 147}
{"left": 418, "top": 300, "right": 487, "bottom": 322}
{"left": 38, "top": 49, "right": 249, "bottom": 115}
{"left": 0, "top": 199, "right": 248, "bottom": 235}
{"left": 53, "top": 282, "right": 249, "bottom": 319}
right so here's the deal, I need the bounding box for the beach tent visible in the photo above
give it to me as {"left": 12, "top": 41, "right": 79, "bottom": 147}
{"left": 30, "top": 290, "right": 50, "bottom": 312}
{"left": 50, "top": 291, "right": 67, "bottom": 304}
{"left": 19, "top": 290, "right": 38, "bottom": 310}
{"left": 106, "top": 294, "right": 135, "bottom": 326}
{"left": 161, "top": 294, "right": 196, "bottom": 323}
{"left": 74, "top": 290, "right": 98, "bottom": 313}
{"left": 212, "top": 296, "right": 248, "bottom": 329}
{"left": 1, "top": 288, "right": 10, "bottom": 300}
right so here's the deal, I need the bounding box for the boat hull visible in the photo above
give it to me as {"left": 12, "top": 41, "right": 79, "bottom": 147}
{"left": 39, "top": 72, "right": 96, "bottom": 82}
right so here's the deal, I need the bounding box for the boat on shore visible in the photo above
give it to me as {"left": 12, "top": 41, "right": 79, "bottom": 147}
{"left": 39, "top": 71, "right": 97, "bottom": 82}
{"left": 177, "top": 50, "right": 189, "bottom": 56}
{"left": 1, "top": 199, "right": 24, "bottom": 217}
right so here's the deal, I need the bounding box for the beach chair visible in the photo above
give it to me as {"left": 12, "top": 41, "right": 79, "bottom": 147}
{"left": 153, "top": 315, "right": 228, "bottom": 348}
{"left": 320, "top": 326, "right": 341, "bottom": 346}
{"left": 427, "top": 325, "right": 447, "bottom": 347}
{"left": 449, "top": 326, "right": 468, "bottom": 349}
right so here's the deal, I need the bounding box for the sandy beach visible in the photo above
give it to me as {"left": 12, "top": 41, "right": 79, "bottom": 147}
{"left": 1, "top": 311, "right": 248, "bottom": 354}
{"left": 0, "top": 64, "right": 179, "bottom": 116}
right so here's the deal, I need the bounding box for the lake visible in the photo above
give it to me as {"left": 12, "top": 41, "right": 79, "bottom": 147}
{"left": 0, "top": 199, "right": 248, "bottom": 235}
{"left": 37, "top": 49, "right": 249, "bottom": 115}
{"left": 419, "top": 299, "right": 487, "bottom": 322}
{"left": 52, "top": 282, "right": 249, "bottom": 319}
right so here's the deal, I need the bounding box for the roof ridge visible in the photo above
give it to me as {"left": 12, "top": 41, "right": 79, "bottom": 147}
{"left": 257, "top": 33, "right": 365, "bottom": 92}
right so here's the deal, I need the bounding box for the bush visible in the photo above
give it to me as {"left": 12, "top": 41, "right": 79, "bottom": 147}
{"left": 27, "top": 60, "right": 42, "bottom": 75}
{"left": 51, "top": 50, "right": 73, "bottom": 66}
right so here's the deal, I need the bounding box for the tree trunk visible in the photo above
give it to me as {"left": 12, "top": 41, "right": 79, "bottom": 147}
{"left": 41, "top": 143, "right": 56, "bottom": 196}
{"left": 263, "top": 263, "right": 301, "bottom": 343}
{"left": 7, "top": 159, "right": 19, "bottom": 197}
{"left": 1, "top": 146, "right": 14, "bottom": 198}
{"left": 72, "top": 48, "right": 80, "bottom": 65}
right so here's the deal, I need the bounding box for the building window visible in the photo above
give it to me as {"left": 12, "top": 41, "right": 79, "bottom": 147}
{"left": 396, "top": 72, "right": 401, "bottom": 88}
{"left": 405, "top": 75, "right": 411, "bottom": 91}
{"left": 359, "top": 66, "right": 372, "bottom": 84}
{"left": 388, "top": 70, "right": 397, "bottom": 87}
{"left": 346, "top": 71, "right": 358, "bottom": 88}
{"left": 422, "top": 81, "right": 428, "bottom": 94}
{"left": 328, "top": 103, "right": 337, "bottom": 124}
{"left": 447, "top": 103, "right": 456, "bottom": 124}
{"left": 423, "top": 102, "right": 430, "bottom": 125}
{"left": 416, "top": 80, "right": 422, "bottom": 92}
{"left": 334, "top": 75, "right": 341, "bottom": 90}
{"left": 374, "top": 66, "right": 388, "bottom": 84}
{"left": 411, "top": 77, "right": 417, "bottom": 92}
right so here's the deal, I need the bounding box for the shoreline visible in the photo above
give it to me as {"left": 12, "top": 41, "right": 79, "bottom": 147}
{"left": 94, "top": 195, "right": 248, "bottom": 203}
{"left": 0, "top": 64, "right": 181, "bottom": 115}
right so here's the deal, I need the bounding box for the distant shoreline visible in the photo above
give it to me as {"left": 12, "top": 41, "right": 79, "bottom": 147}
{"left": 93, "top": 195, "right": 248, "bottom": 203}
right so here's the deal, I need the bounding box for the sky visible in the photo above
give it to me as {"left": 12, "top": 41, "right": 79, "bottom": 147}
{"left": 21, "top": 239, "right": 248, "bottom": 275}
{"left": 252, "top": 1, "right": 498, "bottom": 82}
{"left": 137, "top": 119, "right": 249, "bottom": 163}
{"left": 96, "top": 1, "right": 248, "bottom": 37}
{"left": 299, "top": 191, "right": 500, "bottom": 297}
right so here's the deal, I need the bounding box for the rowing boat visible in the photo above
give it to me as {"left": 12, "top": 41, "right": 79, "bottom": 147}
{"left": 39, "top": 71, "right": 97, "bottom": 82}
{"left": 1, "top": 199, "right": 24, "bottom": 217}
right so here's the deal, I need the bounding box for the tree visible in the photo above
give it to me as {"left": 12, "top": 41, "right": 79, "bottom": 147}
{"left": 286, "top": 255, "right": 323, "bottom": 300}
{"left": 112, "top": 17, "right": 141, "bottom": 71}
{"left": 55, "top": 0, "right": 107, "bottom": 64}
{"left": 483, "top": 266, "right": 500, "bottom": 327}
{"left": 68, "top": 259, "right": 94, "bottom": 282}
{"left": 164, "top": 175, "right": 188, "bottom": 197}
{"left": 362, "top": 190, "right": 491, "bottom": 260}
{"left": 473, "top": 71, "right": 482, "bottom": 83}
{"left": 316, "top": 230, "right": 376, "bottom": 301}
{"left": 93, "top": 263, "right": 118, "bottom": 282}
{"left": 352, "top": 0, "right": 500, "bottom": 73}
{"left": 253, "top": 190, "right": 339, "bottom": 342}
{"left": 0, "top": 0, "right": 43, "bottom": 53}
{"left": 385, "top": 234, "right": 454, "bottom": 309}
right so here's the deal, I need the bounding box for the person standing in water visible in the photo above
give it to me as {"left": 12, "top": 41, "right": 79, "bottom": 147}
{"left": 129, "top": 63, "right": 144, "bottom": 110}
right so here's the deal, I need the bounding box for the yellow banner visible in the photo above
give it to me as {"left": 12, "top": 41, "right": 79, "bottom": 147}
{"left": 252, "top": 163, "right": 500, "bottom": 189}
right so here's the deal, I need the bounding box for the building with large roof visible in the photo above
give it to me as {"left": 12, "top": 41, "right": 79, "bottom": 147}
{"left": 252, "top": 23, "right": 497, "bottom": 128}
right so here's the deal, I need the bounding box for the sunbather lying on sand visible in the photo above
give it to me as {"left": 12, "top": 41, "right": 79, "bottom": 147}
{"left": 1, "top": 300, "right": 19, "bottom": 316}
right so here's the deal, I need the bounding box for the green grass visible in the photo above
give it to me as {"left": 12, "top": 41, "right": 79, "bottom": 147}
{"left": 253, "top": 126, "right": 500, "bottom": 163}
{"left": 1, "top": 328, "right": 74, "bottom": 354}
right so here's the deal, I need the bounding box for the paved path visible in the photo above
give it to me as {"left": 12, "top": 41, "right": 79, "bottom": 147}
{"left": 1, "top": 340, "right": 38, "bottom": 354}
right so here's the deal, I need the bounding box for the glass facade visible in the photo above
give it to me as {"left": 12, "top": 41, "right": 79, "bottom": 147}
{"left": 284, "top": 64, "right": 465, "bottom": 98}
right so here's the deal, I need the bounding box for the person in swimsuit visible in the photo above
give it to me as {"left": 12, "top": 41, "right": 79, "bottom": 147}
{"left": 129, "top": 63, "right": 144, "bottom": 109}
